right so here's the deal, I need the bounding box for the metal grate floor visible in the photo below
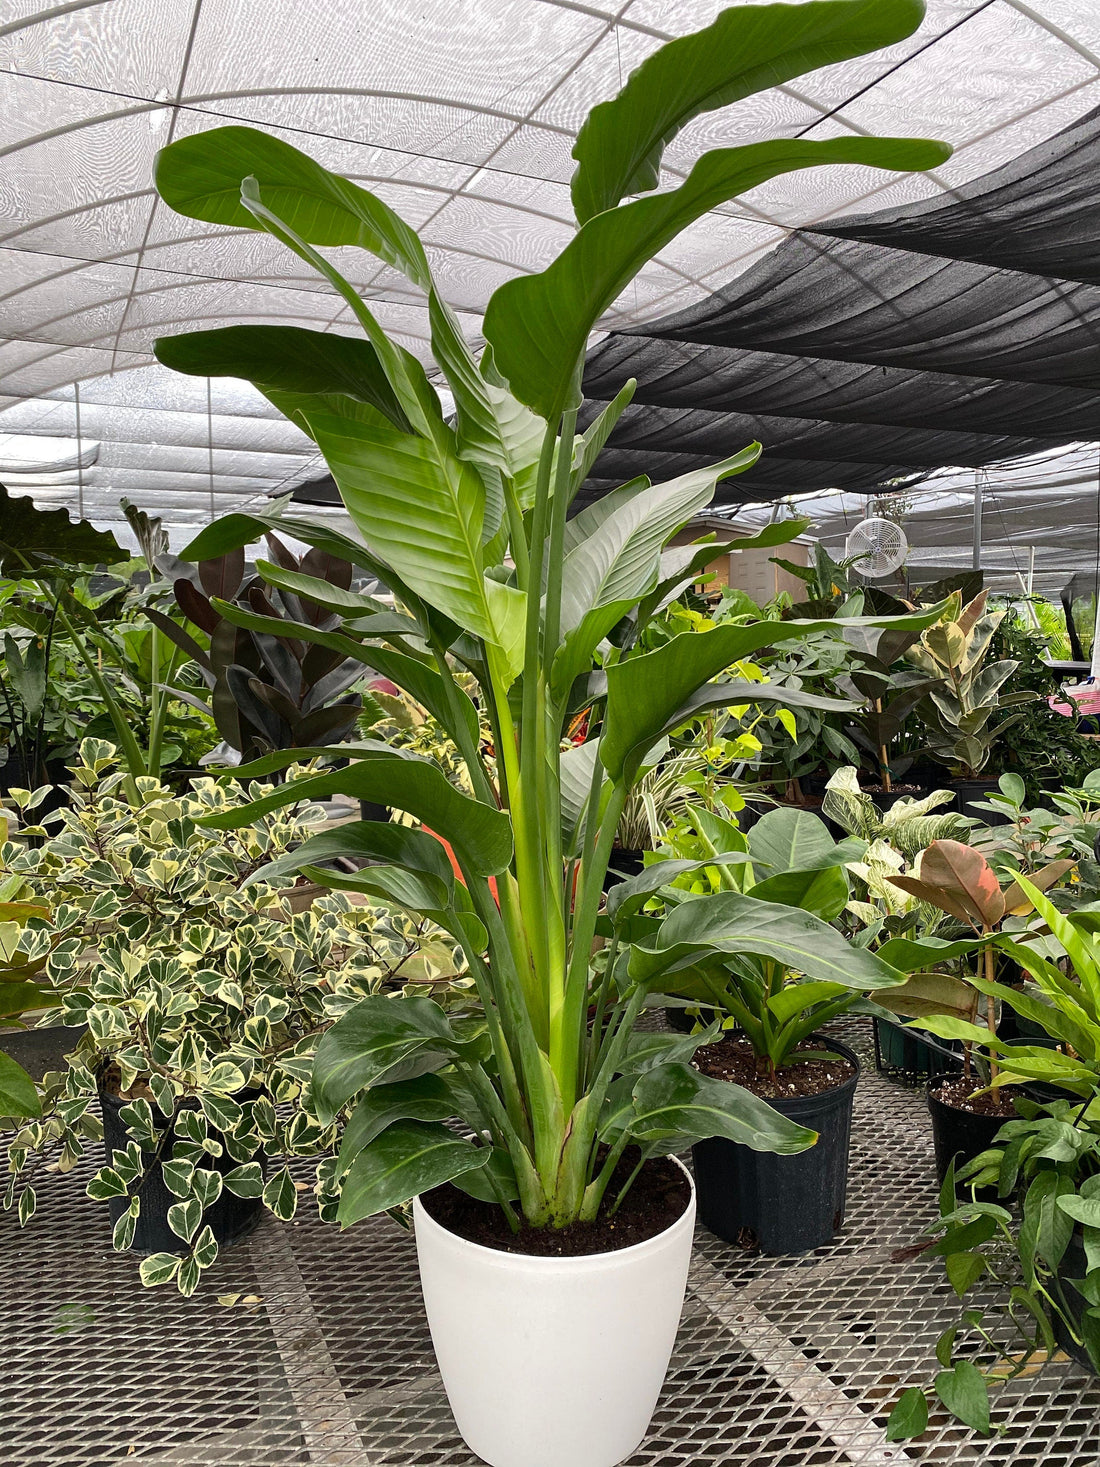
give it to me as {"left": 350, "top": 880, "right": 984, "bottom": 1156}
{"left": 3, "top": 1019, "right": 1099, "bottom": 1467}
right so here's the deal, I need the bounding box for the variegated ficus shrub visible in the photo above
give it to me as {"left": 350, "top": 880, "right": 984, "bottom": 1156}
{"left": 0, "top": 740, "right": 471, "bottom": 1293}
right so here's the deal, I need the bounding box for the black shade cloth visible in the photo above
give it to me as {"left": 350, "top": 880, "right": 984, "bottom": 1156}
{"left": 582, "top": 104, "right": 1100, "bottom": 504}
{"left": 813, "top": 104, "right": 1100, "bottom": 287}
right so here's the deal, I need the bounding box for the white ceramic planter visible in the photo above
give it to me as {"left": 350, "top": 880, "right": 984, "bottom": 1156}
{"left": 412, "top": 1159, "right": 695, "bottom": 1467}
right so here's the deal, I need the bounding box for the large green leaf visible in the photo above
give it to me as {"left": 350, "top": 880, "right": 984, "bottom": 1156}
{"left": 311, "top": 996, "right": 475, "bottom": 1124}
{"left": 749, "top": 865, "right": 850, "bottom": 923}
{"left": 600, "top": 613, "right": 937, "bottom": 784}
{"left": 747, "top": 808, "right": 838, "bottom": 876}
{"left": 156, "top": 125, "right": 529, "bottom": 476}
{"left": 153, "top": 324, "right": 411, "bottom": 431}
{"left": 632, "top": 890, "right": 904, "bottom": 991}
{"left": 248, "top": 821, "right": 454, "bottom": 891}
{"left": 570, "top": 0, "right": 927, "bottom": 223}
{"left": 551, "top": 449, "right": 760, "bottom": 699}
{"left": 0, "top": 1051, "right": 41, "bottom": 1119}
{"left": 485, "top": 134, "right": 949, "bottom": 419}
{"left": 298, "top": 409, "right": 526, "bottom": 680}
{"left": 337, "top": 1074, "right": 459, "bottom": 1175}
{"left": 625, "top": 1062, "right": 816, "bottom": 1154}
{"left": 0, "top": 483, "right": 125, "bottom": 574}
{"left": 199, "top": 754, "right": 513, "bottom": 877}
{"left": 337, "top": 1120, "right": 489, "bottom": 1225}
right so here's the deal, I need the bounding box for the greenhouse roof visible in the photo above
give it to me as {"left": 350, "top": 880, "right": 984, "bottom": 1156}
{"left": 2, "top": 0, "right": 1100, "bottom": 554}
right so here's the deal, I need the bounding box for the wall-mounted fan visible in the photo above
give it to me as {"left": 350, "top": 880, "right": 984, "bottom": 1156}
{"left": 844, "top": 517, "right": 908, "bottom": 579}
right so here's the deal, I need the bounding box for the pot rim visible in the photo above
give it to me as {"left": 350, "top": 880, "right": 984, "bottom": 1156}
{"left": 693, "top": 1031, "right": 862, "bottom": 1104}
{"left": 412, "top": 1153, "right": 695, "bottom": 1269}
{"left": 926, "top": 1072, "right": 1022, "bottom": 1114}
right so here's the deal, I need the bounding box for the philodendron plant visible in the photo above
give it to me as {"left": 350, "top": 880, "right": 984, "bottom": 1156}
{"left": 147, "top": 0, "right": 948, "bottom": 1235}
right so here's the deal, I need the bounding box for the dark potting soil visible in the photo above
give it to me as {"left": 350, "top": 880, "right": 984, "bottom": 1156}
{"left": 861, "top": 783, "right": 923, "bottom": 796}
{"left": 693, "top": 1036, "right": 856, "bottom": 1100}
{"left": 934, "top": 1077, "right": 1022, "bottom": 1118}
{"left": 420, "top": 1150, "right": 690, "bottom": 1257}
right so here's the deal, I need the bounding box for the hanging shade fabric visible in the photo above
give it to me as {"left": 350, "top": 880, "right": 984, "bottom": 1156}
{"left": 583, "top": 97, "right": 1100, "bottom": 507}
{"left": 812, "top": 102, "right": 1100, "bottom": 285}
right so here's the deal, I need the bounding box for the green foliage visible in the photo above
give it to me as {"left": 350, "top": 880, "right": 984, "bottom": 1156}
{"left": 0, "top": 482, "right": 126, "bottom": 576}
{"left": 0, "top": 740, "right": 470, "bottom": 1290}
{"left": 160, "top": 532, "right": 366, "bottom": 760}
{"left": 150, "top": 1, "right": 945, "bottom": 1232}
{"left": 907, "top": 592, "right": 1037, "bottom": 778}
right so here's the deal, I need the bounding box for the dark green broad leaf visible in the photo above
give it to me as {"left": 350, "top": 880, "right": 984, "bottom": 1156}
{"left": 615, "top": 1026, "right": 722, "bottom": 1076}
{"left": 631, "top": 890, "right": 905, "bottom": 992}
{"left": 749, "top": 865, "right": 850, "bottom": 923}
{"left": 625, "top": 1062, "right": 816, "bottom": 1154}
{"left": 311, "top": 995, "right": 479, "bottom": 1125}
{"left": 299, "top": 862, "right": 453, "bottom": 926}
{"left": 600, "top": 610, "right": 941, "bottom": 785}
{"left": 551, "top": 449, "right": 760, "bottom": 700}
{"left": 485, "top": 133, "right": 949, "bottom": 420}
{"left": 0, "top": 483, "right": 126, "bottom": 574}
{"left": 154, "top": 324, "right": 411, "bottom": 431}
{"left": 934, "top": 1360, "right": 992, "bottom": 1436}
{"left": 0, "top": 1051, "right": 41, "bottom": 1119}
{"left": 155, "top": 126, "right": 524, "bottom": 483}
{"left": 249, "top": 820, "right": 455, "bottom": 891}
{"left": 199, "top": 753, "right": 513, "bottom": 878}
{"left": 886, "top": 1387, "right": 929, "bottom": 1442}
{"left": 570, "top": 0, "right": 927, "bottom": 223}
{"left": 337, "top": 1120, "right": 490, "bottom": 1226}
{"left": 450, "top": 1146, "right": 519, "bottom": 1203}
{"left": 747, "top": 808, "right": 838, "bottom": 875}
{"left": 337, "top": 1073, "right": 458, "bottom": 1175}
{"left": 605, "top": 854, "right": 753, "bottom": 925}
{"left": 210, "top": 594, "right": 478, "bottom": 746}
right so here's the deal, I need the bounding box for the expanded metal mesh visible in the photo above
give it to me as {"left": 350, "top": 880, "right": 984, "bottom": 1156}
{"left": 3, "top": 1018, "right": 1099, "bottom": 1467}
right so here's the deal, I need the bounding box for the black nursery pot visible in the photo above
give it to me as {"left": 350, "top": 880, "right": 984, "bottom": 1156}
{"left": 601, "top": 846, "right": 646, "bottom": 893}
{"left": 99, "top": 1082, "right": 264, "bottom": 1255}
{"left": 926, "top": 1075, "right": 1014, "bottom": 1189}
{"left": 950, "top": 778, "right": 1009, "bottom": 825}
{"left": 359, "top": 799, "right": 391, "bottom": 823}
{"left": 691, "top": 1036, "right": 860, "bottom": 1255}
{"left": 873, "top": 1017, "right": 960, "bottom": 1083}
{"left": 1053, "top": 1232, "right": 1100, "bottom": 1373}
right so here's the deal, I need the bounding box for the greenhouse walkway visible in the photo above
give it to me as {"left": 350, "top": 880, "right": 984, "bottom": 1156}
{"left": 4, "top": 1019, "right": 1098, "bottom": 1467}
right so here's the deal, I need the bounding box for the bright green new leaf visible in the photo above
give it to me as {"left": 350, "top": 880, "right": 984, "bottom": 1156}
{"left": 0, "top": 1052, "right": 41, "bottom": 1119}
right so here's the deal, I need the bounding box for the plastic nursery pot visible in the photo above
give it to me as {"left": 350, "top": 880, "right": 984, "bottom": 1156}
{"left": 950, "top": 778, "right": 1010, "bottom": 825}
{"left": 412, "top": 1157, "right": 696, "bottom": 1467}
{"left": 98, "top": 1081, "right": 264, "bottom": 1256}
{"left": 860, "top": 784, "right": 932, "bottom": 814}
{"left": 358, "top": 799, "right": 391, "bottom": 824}
{"left": 664, "top": 1005, "right": 722, "bottom": 1035}
{"left": 926, "top": 1075, "right": 1016, "bottom": 1192}
{"left": 873, "top": 1017, "right": 961, "bottom": 1084}
{"left": 691, "top": 1035, "right": 860, "bottom": 1256}
{"left": 1053, "top": 1231, "right": 1100, "bottom": 1373}
{"left": 601, "top": 846, "right": 646, "bottom": 893}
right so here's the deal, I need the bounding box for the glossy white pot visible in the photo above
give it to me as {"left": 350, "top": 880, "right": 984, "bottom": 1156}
{"left": 412, "top": 1159, "right": 695, "bottom": 1467}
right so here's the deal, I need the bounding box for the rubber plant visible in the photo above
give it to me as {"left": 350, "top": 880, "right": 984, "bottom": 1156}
{"left": 148, "top": 0, "right": 950, "bottom": 1235}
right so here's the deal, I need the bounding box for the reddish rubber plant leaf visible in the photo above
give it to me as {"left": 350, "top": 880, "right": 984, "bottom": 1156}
{"left": 889, "top": 840, "right": 1005, "bottom": 932}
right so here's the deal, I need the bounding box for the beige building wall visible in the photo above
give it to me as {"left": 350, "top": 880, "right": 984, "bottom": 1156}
{"left": 667, "top": 519, "right": 813, "bottom": 604}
